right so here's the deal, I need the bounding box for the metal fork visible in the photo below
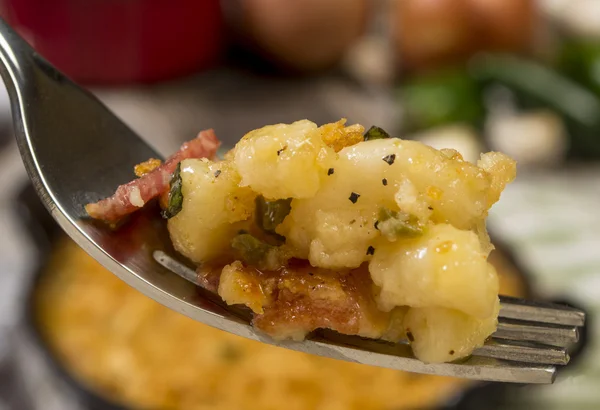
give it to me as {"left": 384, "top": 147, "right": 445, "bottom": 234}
{"left": 0, "top": 18, "right": 585, "bottom": 385}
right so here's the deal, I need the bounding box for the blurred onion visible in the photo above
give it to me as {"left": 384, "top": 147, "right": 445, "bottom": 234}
{"left": 486, "top": 110, "right": 568, "bottom": 166}
{"left": 552, "top": 0, "right": 600, "bottom": 39}
{"left": 394, "top": 0, "right": 475, "bottom": 72}
{"left": 394, "top": 0, "right": 538, "bottom": 73}
{"left": 469, "top": 0, "right": 539, "bottom": 52}
{"left": 234, "top": 0, "right": 370, "bottom": 72}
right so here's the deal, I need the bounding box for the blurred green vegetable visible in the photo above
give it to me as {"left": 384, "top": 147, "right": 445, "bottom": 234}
{"left": 470, "top": 54, "right": 600, "bottom": 127}
{"left": 400, "top": 68, "right": 485, "bottom": 133}
{"left": 558, "top": 40, "right": 600, "bottom": 98}
{"left": 470, "top": 53, "right": 600, "bottom": 159}
{"left": 556, "top": 42, "right": 600, "bottom": 159}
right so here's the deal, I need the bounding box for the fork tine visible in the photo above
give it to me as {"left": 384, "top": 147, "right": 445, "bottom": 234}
{"left": 500, "top": 295, "right": 585, "bottom": 326}
{"left": 308, "top": 331, "right": 558, "bottom": 384}
{"left": 154, "top": 250, "right": 198, "bottom": 282}
{"left": 495, "top": 319, "right": 579, "bottom": 347}
{"left": 475, "top": 339, "right": 569, "bottom": 365}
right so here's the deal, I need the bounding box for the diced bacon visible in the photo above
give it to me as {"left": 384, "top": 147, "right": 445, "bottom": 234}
{"left": 197, "top": 260, "right": 401, "bottom": 341}
{"left": 85, "top": 129, "right": 220, "bottom": 223}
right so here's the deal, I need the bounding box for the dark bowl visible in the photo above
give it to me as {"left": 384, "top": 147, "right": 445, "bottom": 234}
{"left": 12, "top": 183, "right": 586, "bottom": 410}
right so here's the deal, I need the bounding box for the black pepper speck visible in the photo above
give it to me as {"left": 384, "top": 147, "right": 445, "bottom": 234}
{"left": 406, "top": 330, "right": 415, "bottom": 342}
{"left": 428, "top": 206, "right": 434, "bottom": 210}
{"left": 277, "top": 147, "right": 286, "bottom": 156}
{"left": 449, "top": 350, "right": 455, "bottom": 355}
{"left": 366, "top": 246, "right": 375, "bottom": 256}
{"left": 327, "top": 168, "right": 335, "bottom": 176}
{"left": 382, "top": 154, "right": 396, "bottom": 165}
{"left": 374, "top": 221, "right": 379, "bottom": 230}
{"left": 349, "top": 192, "right": 360, "bottom": 204}
{"left": 382, "top": 178, "right": 388, "bottom": 186}
{"left": 214, "top": 169, "right": 222, "bottom": 178}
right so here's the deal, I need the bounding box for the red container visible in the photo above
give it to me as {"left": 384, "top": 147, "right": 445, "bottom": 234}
{"left": 1, "top": 0, "right": 225, "bottom": 84}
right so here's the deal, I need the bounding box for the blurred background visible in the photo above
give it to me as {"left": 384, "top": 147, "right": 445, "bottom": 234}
{"left": 0, "top": 0, "right": 597, "bottom": 409}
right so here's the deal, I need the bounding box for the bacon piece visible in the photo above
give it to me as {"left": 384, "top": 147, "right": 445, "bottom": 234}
{"left": 85, "top": 129, "right": 220, "bottom": 223}
{"left": 198, "top": 260, "right": 401, "bottom": 341}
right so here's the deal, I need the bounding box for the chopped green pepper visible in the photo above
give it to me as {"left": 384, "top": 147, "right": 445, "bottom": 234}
{"left": 231, "top": 234, "right": 275, "bottom": 266}
{"left": 255, "top": 196, "right": 292, "bottom": 234}
{"left": 364, "top": 126, "right": 391, "bottom": 141}
{"left": 377, "top": 207, "right": 424, "bottom": 240}
{"left": 162, "top": 162, "right": 183, "bottom": 219}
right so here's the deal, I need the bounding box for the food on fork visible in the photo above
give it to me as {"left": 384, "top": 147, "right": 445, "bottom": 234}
{"left": 86, "top": 119, "right": 516, "bottom": 364}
